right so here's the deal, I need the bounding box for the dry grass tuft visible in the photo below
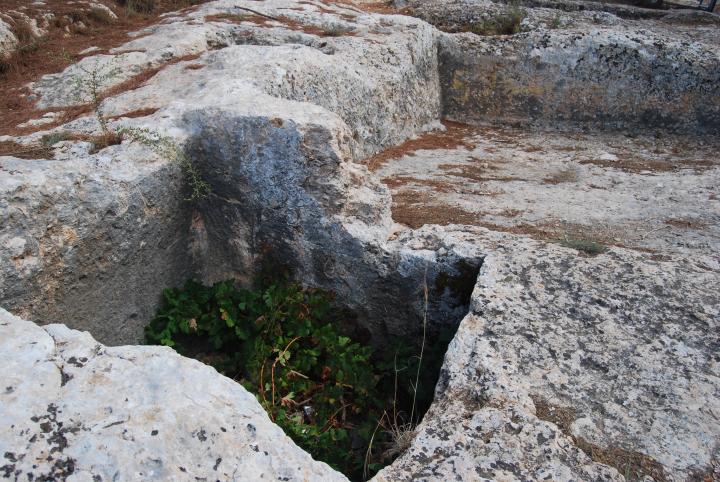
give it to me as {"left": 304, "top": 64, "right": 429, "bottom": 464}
{"left": 543, "top": 168, "right": 579, "bottom": 184}
{"left": 532, "top": 396, "right": 667, "bottom": 481}
{"left": 469, "top": 6, "right": 526, "bottom": 36}
{"left": 0, "top": 140, "right": 53, "bottom": 159}
{"left": 381, "top": 422, "right": 416, "bottom": 460}
{"left": 87, "top": 130, "right": 124, "bottom": 153}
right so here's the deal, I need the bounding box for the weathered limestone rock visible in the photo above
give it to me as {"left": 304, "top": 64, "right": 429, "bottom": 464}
{"left": 32, "top": 0, "right": 442, "bottom": 157}
{"left": 373, "top": 122, "right": 720, "bottom": 257}
{"left": 2, "top": 0, "right": 719, "bottom": 480}
{"left": 0, "top": 148, "right": 192, "bottom": 345}
{"left": 1, "top": 0, "right": 445, "bottom": 345}
{"left": 376, "top": 225, "right": 720, "bottom": 481}
{"left": 407, "top": 0, "right": 720, "bottom": 133}
{"left": 0, "top": 19, "right": 17, "bottom": 58}
{"left": 0, "top": 308, "right": 347, "bottom": 481}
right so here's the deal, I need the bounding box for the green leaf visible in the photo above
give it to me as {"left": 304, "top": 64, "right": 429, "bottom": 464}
{"left": 234, "top": 325, "right": 248, "bottom": 340}
{"left": 220, "top": 308, "right": 235, "bottom": 327}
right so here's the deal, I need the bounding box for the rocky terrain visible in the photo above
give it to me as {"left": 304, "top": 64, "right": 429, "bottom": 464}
{"left": 0, "top": 0, "right": 718, "bottom": 480}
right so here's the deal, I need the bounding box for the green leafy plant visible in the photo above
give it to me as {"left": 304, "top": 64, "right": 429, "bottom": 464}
{"left": 147, "top": 280, "right": 393, "bottom": 479}
{"left": 118, "top": 127, "right": 210, "bottom": 200}
{"left": 147, "top": 278, "right": 456, "bottom": 479}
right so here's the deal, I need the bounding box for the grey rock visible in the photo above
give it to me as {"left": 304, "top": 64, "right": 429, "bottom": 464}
{"left": 0, "top": 151, "right": 192, "bottom": 345}
{"left": 373, "top": 122, "right": 720, "bottom": 257}
{"left": 0, "top": 18, "right": 17, "bottom": 58}
{"left": 0, "top": 308, "right": 347, "bottom": 481}
{"left": 407, "top": 0, "right": 720, "bottom": 133}
{"left": 1, "top": 0, "right": 450, "bottom": 346}
{"left": 377, "top": 225, "right": 720, "bottom": 481}
{"left": 1, "top": 0, "right": 719, "bottom": 480}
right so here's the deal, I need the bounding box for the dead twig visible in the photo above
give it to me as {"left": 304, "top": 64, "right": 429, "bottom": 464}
{"left": 233, "top": 6, "right": 282, "bottom": 21}
{"left": 271, "top": 336, "right": 301, "bottom": 407}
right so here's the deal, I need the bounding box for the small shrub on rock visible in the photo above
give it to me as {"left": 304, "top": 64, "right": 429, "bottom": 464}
{"left": 470, "top": 5, "right": 526, "bottom": 36}
{"left": 558, "top": 237, "right": 608, "bottom": 255}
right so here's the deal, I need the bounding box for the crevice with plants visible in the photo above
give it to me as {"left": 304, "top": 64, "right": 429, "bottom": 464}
{"left": 145, "top": 264, "right": 477, "bottom": 480}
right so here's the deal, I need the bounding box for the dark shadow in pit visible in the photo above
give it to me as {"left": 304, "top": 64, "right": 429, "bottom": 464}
{"left": 144, "top": 255, "right": 482, "bottom": 481}
{"left": 172, "top": 108, "right": 485, "bottom": 478}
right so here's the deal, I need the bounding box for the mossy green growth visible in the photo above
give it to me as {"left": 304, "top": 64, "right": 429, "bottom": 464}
{"left": 469, "top": 5, "right": 526, "bottom": 36}
{"left": 557, "top": 237, "right": 608, "bottom": 256}
{"left": 146, "top": 280, "right": 405, "bottom": 480}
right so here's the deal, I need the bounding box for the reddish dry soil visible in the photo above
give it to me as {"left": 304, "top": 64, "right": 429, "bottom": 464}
{"left": 365, "top": 121, "right": 478, "bottom": 171}
{"left": 0, "top": 0, "right": 209, "bottom": 136}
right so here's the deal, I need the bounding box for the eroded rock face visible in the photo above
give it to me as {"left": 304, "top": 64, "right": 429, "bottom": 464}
{"left": 0, "top": 308, "right": 347, "bottom": 481}
{"left": 1, "top": 0, "right": 719, "bottom": 480}
{"left": 0, "top": 0, "right": 446, "bottom": 345}
{"left": 0, "top": 152, "right": 192, "bottom": 345}
{"left": 0, "top": 19, "right": 17, "bottom": 58}
{"left": 408, "top": 0, "right": 720, "bottom": 133}
{"left": 376, "top": 225, "right": 720, "bottom": 481}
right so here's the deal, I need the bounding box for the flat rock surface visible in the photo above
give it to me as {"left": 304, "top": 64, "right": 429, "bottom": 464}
{"left": 376, "top": 225, "right": 720, "bottom": 481}
{"left": 0, "top": 308, "right": 347, "bottom": 481}
{"left": 373, "top": 123, "right": 720, "bottom": 257}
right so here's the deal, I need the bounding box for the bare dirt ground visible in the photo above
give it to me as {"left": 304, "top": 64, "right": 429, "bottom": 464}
{"left": 371, "top": 123, "right": 720, "bottom": 257}
{"left": 0, "top": 0, "right": 210, "bottom": 136}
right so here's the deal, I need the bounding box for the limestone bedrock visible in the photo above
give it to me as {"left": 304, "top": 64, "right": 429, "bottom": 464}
{"left": 0, "top": 0, "right": 719, "bottom": 480}
{"left": 0, "top": 308, "right": 347, "bottom": 481}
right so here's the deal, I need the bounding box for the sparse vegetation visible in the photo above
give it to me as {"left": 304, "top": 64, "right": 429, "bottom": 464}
{"left": 40, "top": 131, "right": 74, "bottom": 147}
{"left": 548, "top": 14, "right": 563, "bottom": 29}
{"left": 72, "top": 59, "right": 122, "bottom": 135}
{"left": 119, "top": 126, "right": 211, "bottom": 199}
{"left": 0, "top": 0, "right": 213, "bottom": 136}
{"left": 320, "top": 22, "right": 356, "bottom": 37}
{"left": 543, "top": 167, "right": 578, "bottom": 184}
{"left": 13, "top": 19, "right": 41, "bottom": 56}
{"left": 0, "top": 140, "right": 53, "bottom": 159}
{"left": 117, "top": 0, "right": 157, "bottom": 14}
{"left": 533, "top": 396, "right": 667, "bottom": 481}
{"left": 558, "top": 236, "right": 607, "bottom": 255}
{"left": 0, "top": 59, "right": 9, "bottom": 75}
{"left": 87, "top": 131, "right": 124, "bottom": 154}
{"left": 48, "top": 48, "right": 77, "bottom": 65}
{"left": 146, "top": 277, "right": 451, "bottom": 480}
{"left": 116, "top": 0, "right": 204, "bottom": 15}
{"left": 469, "top": 5, "right": 526, "bottom": 36}
{"left": 71, "top": 60, "right": 210, "bottom": 199}
{"left": 87, "top": 7, "right": 117, "bottom": 25}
